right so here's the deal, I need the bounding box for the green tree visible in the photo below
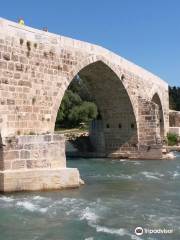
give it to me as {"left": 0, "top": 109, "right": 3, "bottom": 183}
{"left": 169, "top": 86, "right": 180, "bottom": 111}
{"left": 68, "top": 102, "right": 98, "bottom": 127}
{"left": 56, "top": 90, "right": 82, "bottom": 128}
{"left": 55, "top": 77, "right": 98, "bottom": 129}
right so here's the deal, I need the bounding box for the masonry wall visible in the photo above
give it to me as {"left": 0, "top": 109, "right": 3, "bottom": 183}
{"left": 89, "top": 98, "right": 163, "bottom": 159}
{"left": 0, "top": 134, "right": 66, "bottom": 171}
{"left": 0, "top": 133, "right": 80, "bottom": 192}
{"left": 169, "top": 110, "right": 180, "bottom": 127}
{"left": 169, "top": 110, "right": 180, "bottom": 136}
{"left": 89, "top": 120, "right": 105, "bottom": 153}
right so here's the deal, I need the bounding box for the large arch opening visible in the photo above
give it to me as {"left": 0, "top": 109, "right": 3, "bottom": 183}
{"left": 55, "top": 60, "right": 138, "bottom": 157}
{"left": 151, "top": 93, "right": 164, "bottom": 138}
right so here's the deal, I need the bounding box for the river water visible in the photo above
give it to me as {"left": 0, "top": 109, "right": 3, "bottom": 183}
{"left": 0, "top": 154, "right": 180, "bottom": 240}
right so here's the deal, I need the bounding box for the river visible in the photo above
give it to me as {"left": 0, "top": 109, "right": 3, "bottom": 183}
{"left": 0, "top": 153, "right": 180, "bottom": 240}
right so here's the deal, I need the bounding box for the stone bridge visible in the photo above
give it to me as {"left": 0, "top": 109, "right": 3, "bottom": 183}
{"left": 0, "top": 18, "right": 169, "bottom": 192}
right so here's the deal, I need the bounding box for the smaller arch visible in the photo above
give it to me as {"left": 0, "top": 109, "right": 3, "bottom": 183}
{"left": 151, "top": 93, "right": 165, "bottom": 138}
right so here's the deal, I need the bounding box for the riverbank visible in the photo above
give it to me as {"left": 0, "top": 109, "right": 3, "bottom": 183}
{"left": 56, "top": 130, "right": 180, "bottom": 159}
{"left": 166, "top": 146, "right": 180, "bottom": 152}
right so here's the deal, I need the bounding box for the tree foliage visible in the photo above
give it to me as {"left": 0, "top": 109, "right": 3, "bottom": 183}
{"left": 56, "top": 90, "right": 82, "bottom": 124}
{"left": 68, "top": 102, "right": 98, "bottom": 127}
{"left": 55, "top": 77, "right": 98, "bottom": 129}
{"left": 169, "top": 86, "right": 180, "bottom": 111}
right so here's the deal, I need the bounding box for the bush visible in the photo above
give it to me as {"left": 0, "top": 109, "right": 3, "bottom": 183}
{"left": 56, "top": 90, "right": 82, "bottom": 126}
{"left": 68, "top": 102, "right": 98, "bottom": 127}
{"left": 166, "top": 133, "right": 178, "bottom": 146}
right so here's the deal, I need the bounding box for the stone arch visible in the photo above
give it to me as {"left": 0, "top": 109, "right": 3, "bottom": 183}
{"left": 53, "top": 56, "right": 139, "bottom": 155}
{"left": 151, "top": 93, "right": 165, "bottom": 138}
{"left": 53, "top": 55, "right": 138, "bottom": 129}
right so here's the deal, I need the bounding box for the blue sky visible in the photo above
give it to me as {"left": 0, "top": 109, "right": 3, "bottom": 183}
{"left": 1, "top": 0, "right": 179, "bottom": 86}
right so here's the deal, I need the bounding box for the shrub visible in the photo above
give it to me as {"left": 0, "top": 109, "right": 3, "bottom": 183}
{"left": 167, "top": 132, "right": 178, "bottom": 146}
{"left": 67, "top": 101, "right": 98, "bottom": 127}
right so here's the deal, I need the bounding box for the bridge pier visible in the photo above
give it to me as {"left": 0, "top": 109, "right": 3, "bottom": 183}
{"left": 88, "top": 97, "right": 163, "bottom": 159}
{"left": 0, "top": 134, "right": 80, "bottom": 192}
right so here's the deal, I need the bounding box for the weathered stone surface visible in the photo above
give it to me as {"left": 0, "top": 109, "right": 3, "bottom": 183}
{"left": 169, "top": 127, "right": 180, "bottom": 136}
{"left": 0, "top": 168, "right": 80, "bottom": 192}
{"left": 169, "top": 110, "right": 180, "bottom": 127}
{"left": 12, "top": 160, "right": 26, "bottom": 169}
{"left": 20, "top": 150, "right": 30, "bottom": 159}
{"left": 169, "top": 110, "right": 180, "bottom": 136}
{"left": 1, "top": 133, "right": 66, "bottom": 170}
{"left": 26, "top": 160, "right": 50, "bottom": 168}
{"left": 0, "top": 133, "right": 76, "bottom": 192}
{"left": 3, "top": 151, "right": 19, "bottom": 160}
{"left": 3, "top": 53, "right": 10, "bottom": 61}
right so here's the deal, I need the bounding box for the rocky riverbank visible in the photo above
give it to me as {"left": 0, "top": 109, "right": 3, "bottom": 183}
{"left": 162, "top": 145, "right": 180, "bottom": 159}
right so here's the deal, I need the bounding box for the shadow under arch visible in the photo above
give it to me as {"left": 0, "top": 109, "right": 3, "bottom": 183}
{"left": 54, "top": 58, "right": 139, "bottom": 156}
{"left": 151, "top": 93, "right": 165, "bottom": 138}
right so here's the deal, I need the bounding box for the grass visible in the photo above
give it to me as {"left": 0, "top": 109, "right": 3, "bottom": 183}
{"left": 55, "top": 127, "right": 88, "bottom": 134}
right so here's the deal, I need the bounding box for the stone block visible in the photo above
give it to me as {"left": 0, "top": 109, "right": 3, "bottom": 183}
{"left": 3, "top": 53, "right": 10, "bottom": 61}
{"left": 169, "top": 127, "right": 180, "bottom": 136}
{"left": 1, "top": 168, "right": 80, "bottom": 192}
{"left": 3, "top": 161, "right": 11, "bottom": 170}
{"left": 12, "top": 160, "right": 26, "bottom": 169}
{"left": 4, "top": 151, "right": 19, "bottom": 160}
{"left": 7, "top": 99, "right": 15, "bottom": 105}
{"left": 44, "top": 134, "right": 51, "bottom": 142}
{"left": 53, "top": 134, "right": 64, "bottom": 141}
{"left": 20, "top": 150, "right": 30, "bottom": 159}
{"left": 8, "top": 62, "right": 14, "bottom": 70}
{"left": 169, "top": 111, "right": 180, "bottom": 127}
{"left": 0, "top": 61, "right": 7, "bottom": 69}
{"left": 26, "top": 160, "right": 50, "bottom": 168}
